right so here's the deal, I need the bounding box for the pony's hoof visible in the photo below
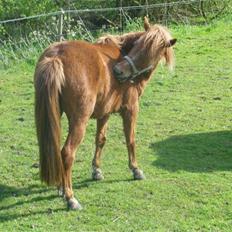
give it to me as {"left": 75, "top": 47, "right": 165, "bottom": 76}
{"left": 67, "top": 198, "right": 82, "bottom": 210}
{"left": 133, "top": 168, "right": 145, "bottom": 180}
{"left": 92, "top": 168, "right": 104, "bottom": 181}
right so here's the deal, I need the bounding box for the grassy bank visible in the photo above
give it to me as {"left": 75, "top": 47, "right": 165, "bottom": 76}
{"left": 0, "top": 18, "right": 232, "bottom": 231}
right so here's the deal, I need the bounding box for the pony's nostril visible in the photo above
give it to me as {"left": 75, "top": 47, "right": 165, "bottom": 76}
{"left": 113, "top": 66, "right": 122, "bottom": 75}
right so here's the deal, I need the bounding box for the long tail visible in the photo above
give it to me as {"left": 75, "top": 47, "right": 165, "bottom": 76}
{"left": 34, "top": 56, "right": 65, "bottom": 186}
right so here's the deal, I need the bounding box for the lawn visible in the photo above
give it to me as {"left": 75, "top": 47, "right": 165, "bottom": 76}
{"left": 1, "top": 18, "right": 232, "bottom": 231}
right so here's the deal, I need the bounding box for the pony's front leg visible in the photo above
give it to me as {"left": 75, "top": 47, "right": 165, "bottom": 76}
{"left": 121, "top": 105, "right": 145, "bottom": 180}
{"left": 92, "top": 115, "right": 109, "bottom": 180}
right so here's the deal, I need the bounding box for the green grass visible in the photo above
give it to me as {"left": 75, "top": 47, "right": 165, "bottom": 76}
{"left": 1, "top": 19, "right": 232, "bottom": 231}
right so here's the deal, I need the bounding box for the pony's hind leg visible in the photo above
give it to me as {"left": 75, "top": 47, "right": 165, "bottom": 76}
{"left": 61, "top": 116, "right": 89, "bottom": 210}
{"left": 57, "top": 110, "right": 65, "bottom": 198}
{"left": 92, "top": 115, "right": 109, "bottom": 180}
{"left": 57, "top": 185, "right": 65, "bottom": 197}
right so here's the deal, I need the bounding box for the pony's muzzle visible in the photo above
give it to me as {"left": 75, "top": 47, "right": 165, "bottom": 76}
{"left": 113, "top": 65, "right": 123, "bottom": 76}
{"left": 113, "top": 65, "right": 128, "bottom": 83}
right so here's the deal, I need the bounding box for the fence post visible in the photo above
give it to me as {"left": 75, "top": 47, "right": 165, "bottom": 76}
{"left": 119, "top": 0, "right": 123, "bottom": 34}
{"left": 58, "top": 8, "right": 64, "bottom": 41}
{"left": 145, "top": 0, "right": 149, "bottom": 17}
{"left": 67, "top": 0, "right": 70, "bottom": 39}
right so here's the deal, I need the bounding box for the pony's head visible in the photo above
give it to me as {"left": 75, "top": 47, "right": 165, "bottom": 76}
{"left": 113, "top": 17, "right": 176, "bottom": 82}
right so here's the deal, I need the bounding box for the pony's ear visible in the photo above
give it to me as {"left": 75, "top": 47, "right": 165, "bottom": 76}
{"left": 144, "top": 16, "right": 150, "bottom": 31}
{"left": 167, "top": 38, "right": 177, "bottom": 47}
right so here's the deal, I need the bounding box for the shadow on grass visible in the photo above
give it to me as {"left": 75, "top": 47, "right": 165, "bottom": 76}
{"left": 151, "top": 130, "right": 232, "bottom": 172}
{"left": 0, "top": 178, "right": 134, "bottom": 222}
{"left": 0, "top": 184, "right": 63, "bottom": 221}
{"left": 0, "top": 207, "right": 65, "bottom": 223}
{"left": 73, "top": 177, "right": 134, "bottom": 189}
{"left": 0, "top": 184, "right": 50, "bottom": 202}
{"left": 0, "top": 184, "right": 66, "bottom": 222}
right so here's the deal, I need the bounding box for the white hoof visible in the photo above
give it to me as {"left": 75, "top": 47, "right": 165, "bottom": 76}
{"left": 133, "top": 168, "right": 145, "bottom": 180}
{"left": 67, "top": 197, "right": 82, "bottom": 210}
{"left": 92, "top": 168, "right": 104, "bottom": 181}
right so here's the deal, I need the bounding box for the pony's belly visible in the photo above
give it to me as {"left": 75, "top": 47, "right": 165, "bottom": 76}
{"left": 91, "top": 100, "right": 122, "bottom": 119}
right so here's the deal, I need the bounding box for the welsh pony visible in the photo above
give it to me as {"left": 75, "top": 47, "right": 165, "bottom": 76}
{"left": 34, "top": 17, "right": 176, "bottom": 210}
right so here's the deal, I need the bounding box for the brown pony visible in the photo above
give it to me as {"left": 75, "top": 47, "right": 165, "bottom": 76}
{"left": 34, "top": 17, "right": 176, "bottom": 210}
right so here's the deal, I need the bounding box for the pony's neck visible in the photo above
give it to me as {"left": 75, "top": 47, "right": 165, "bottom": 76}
{"left": 119, "top": 31, "right": 145, "bottom": 54}
{"left": 135, "top": 59, "right": 161, "bottom": 96}
{"left": 133, "top": 72, "right": 152, "bottom": 97}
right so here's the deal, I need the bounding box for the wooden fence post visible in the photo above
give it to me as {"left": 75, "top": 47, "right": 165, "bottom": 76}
{"left": 58, "top": 8, "right": 64, "bottom": 41}
{"left": 119, "top": 0, "right": 123, "bottom": 34}
{"left": 145, "top": 0, "right": 149, "bottom": 17}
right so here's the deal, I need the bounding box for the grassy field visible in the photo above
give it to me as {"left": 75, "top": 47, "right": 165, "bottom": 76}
{"left": 1, "top": 18, "right": 232, "bottom": 231}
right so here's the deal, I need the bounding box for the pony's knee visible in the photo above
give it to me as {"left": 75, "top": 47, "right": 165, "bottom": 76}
{"left": 61, "top": 147, "right": 75, "bottom": 168}
{"left": 97, "top": 136, "right": 106, "bottom": 148}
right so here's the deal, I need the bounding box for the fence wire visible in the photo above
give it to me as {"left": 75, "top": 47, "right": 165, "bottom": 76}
{"left": 0, "top": 0, "right": 231, "bottom": 159}
{"left": 0, "top": 0, "right": 230, "bottom": 67}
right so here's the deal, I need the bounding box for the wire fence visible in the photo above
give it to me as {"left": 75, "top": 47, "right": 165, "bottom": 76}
{"left": 0, "top": 0, "right": 231, "bottom": 158}
{"left": 0, "top": 0, "right": 230, "bottom": 67}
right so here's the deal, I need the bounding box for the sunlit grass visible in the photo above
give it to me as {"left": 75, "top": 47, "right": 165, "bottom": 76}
{"left": 0, "top": 19, "right": 232, "bottom": 231}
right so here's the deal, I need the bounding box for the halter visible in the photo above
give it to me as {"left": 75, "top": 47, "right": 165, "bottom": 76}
{"left": 116, "top": 55, "right": 153, "bottom": 83}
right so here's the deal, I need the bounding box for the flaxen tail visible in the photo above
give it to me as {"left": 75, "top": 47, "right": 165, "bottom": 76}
{"left": 34, "top": 56, "right": 65, "bottom": 186}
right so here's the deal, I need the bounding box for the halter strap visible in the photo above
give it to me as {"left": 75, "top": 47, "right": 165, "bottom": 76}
{"left": 124, "top": 56, "right": 139, "bottom": 75}
{"left": 121, "top": 55, "right": 153, "bottom": 83}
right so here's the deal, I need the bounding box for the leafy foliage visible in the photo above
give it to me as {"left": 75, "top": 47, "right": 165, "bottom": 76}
{"left": 0, "top": 0, "right": 231, "bottom": 68}
{"left": 0, "top": 0, "right": 57, "bottom": 19}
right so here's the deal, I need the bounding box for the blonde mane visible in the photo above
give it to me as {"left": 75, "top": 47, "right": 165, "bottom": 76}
{"left": 97, "top": 24, "right": 175, "bottom": 69}
{"left": 96, "top": 31, "right": 144, "bottom": 50}
{"left": 142, "top": 24, "right": 175, "bottom": 70}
